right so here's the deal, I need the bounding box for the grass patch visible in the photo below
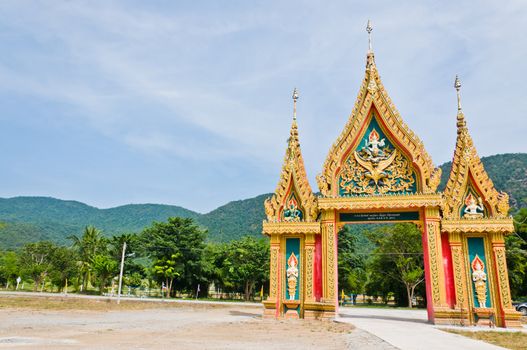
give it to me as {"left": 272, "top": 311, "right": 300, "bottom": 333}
{"left": 0, "top": 296, "right": 176, "bottom": 311}
{"left": 443, "top": 329, "right": 527, "bottom": 350}
{"left": 0, "top": 295, "right": 250, "bottom": 311}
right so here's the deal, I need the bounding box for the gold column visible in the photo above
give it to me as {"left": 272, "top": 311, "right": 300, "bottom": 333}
{"left": 448, "top": 231, "right": 470, "bottom": 323}
{"left": 424, "top": 208, "right": 447, "bottom": 309}
{"left": 321, "top": 209, "right": 337, "bottom": 309}
{"left": 304, "top": 233, "right": 315, "bottom": 302}
{"left": 489, "top": 232, "right": 522, "bottom": 328}
{"left": 425, "top": 214, "right": 459, "bottom": 326}
{"left": 263, "top": 234, "right": 281, "bottom": 318}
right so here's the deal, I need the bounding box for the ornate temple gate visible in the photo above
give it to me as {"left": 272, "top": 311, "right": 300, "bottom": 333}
{"left": 262, "top": 25, "right": 522, "bottom": 328}
{"left": 324, "top": 205, "right": 445, "bottom": 322}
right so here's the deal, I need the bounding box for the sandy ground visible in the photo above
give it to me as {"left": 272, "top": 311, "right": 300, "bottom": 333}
{"left": 0, "top": 299, "right": 395, "bottom": 350}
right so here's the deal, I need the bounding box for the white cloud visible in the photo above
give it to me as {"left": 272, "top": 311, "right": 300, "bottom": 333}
{"left": 0, "top": 0, "right": 526, "bottom": 210}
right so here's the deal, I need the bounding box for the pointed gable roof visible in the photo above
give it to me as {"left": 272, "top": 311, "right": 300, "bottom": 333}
{"left": 317, "top": 52, "right": 441, "bottom": 197}
{"left": 264, "top": 115, "right": 318, "bottom": 223}
{"left": 442, "top": 78, "right": 510, "bottom": 219}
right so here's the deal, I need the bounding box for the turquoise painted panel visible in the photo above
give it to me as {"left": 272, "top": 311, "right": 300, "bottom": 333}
{"left": 285, "top": 238, "right": 300, "bottom": 301}
{"left": 467, "top": 237, "right": 492, "bottom": 308}
{"left": 338, "top": 113, "right": 417, "bottom": 196}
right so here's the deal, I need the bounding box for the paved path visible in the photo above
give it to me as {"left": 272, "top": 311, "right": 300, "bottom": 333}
{"left": 338, "top": 307, "right": 511, "bottom": 350}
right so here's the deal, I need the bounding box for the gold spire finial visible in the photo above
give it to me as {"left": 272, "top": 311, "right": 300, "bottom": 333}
{"left": 454, "top": 75, "right": 462, "bottom": 111}
{"left": 454, "top": 75, "right": 466, "bottom": 130}
{"left": 366, "top": 20, "right": 373, "bottom": 52}
{"left": 292, "top": 87, "right": 299, "bottom": 120}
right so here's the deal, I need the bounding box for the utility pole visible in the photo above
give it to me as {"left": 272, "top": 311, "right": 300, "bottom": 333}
{"left": 117, "top": 241, "right": 127, "bottom": 305}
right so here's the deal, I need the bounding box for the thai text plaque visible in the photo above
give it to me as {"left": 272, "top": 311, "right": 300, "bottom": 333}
{"left": 339, "top": 211, "right": 419, "bottom": 222}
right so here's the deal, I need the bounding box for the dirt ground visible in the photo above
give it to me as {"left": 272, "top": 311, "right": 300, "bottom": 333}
{"left": 0, "top": 295, "right": 394, "bottom": 349}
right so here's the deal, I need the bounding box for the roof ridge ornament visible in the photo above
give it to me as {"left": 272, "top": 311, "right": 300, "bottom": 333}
{"left": 365, "top": 20, "right": 376, "bottom": 70}
{"left": 292, "top": 87, "right": 299, "bottom": 121}
{"left": 366, "top": 19, "right": 373, "bottom": 53}
{"left": 454, "top": 75, "right": 466, "bottom": 131}
{"left": 454, "top": 75, "right": 462, "bottom": 112}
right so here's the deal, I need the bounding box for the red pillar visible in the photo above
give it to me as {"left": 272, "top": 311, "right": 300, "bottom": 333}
{"left": 314, "top": 235, "right": 323, "bottom": 301}
{"left": 441, "top": 232, "right": 456, "bottom": 308}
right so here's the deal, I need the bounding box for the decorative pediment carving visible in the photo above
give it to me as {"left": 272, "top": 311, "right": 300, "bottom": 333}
{"left": 317, "top": 52, "right": 440, "bottom": 197}
{"left": 442, "top": 118, "right": 510, "bottom": 219}
{"left": 339, "top": 117, "right": 417, "bottom": 195}
{"left": 264, "top": 117, "right": 318, "bottom": 223}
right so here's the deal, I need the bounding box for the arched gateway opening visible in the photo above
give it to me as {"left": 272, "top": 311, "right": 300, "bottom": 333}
{"left": 337, "top": 222, "right": 426, "bottom": 310}
{"left": 262, "top": 25, "right": 521, "bottom": 328}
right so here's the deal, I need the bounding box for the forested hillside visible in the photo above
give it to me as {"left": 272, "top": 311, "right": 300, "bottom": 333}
{"left": 439, "top": 153, "right": 527, "bottom": 208}
{"left": 0, "top": 153, "right": 525, "bottom": 249}
{"left": 198, "top": 194, "right": 269, "bottom": 242}
{"left": 0, "top": 198, "right": 200, "bottom": 248}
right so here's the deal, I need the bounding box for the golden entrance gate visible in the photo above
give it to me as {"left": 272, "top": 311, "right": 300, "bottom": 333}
{"left": 262, "top": 25, "right": 521, "bottom": 328}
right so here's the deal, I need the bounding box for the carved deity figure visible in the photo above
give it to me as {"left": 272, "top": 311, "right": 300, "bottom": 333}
{"left": 286, "top": 252, "right": 299, "bottom": 300}
{"left": 471, "top": 255, "right": 487, "bottom": 308}
{"left": 362, "top": 129, "right": 386, "bottom": 160}
{"left": 464, "top": 193, "right": 484, "bottom": 219}
{"left": 283, "top": 198, "right": 302, "bottom": 222}
{"left": 354, "top": 129, "right": 397, "bottom": 186}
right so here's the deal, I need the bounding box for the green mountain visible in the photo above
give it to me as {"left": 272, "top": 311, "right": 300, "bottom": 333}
{"left": 0, "top": 198, "right": 200, "bottom": 249}
{"left": 0, "top": 153, "right": 525, "bottom": 250}
{"left": 438, "top": 153, "right": 527, "bottom": 208}
{"left": 199, "top": 193, "right": 269, "bottom": 242}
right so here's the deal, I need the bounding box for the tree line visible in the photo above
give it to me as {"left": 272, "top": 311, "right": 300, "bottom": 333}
{"left": 0, "top": 217, "right": 269, "bottom": 301}
{"left": 1, "top": 210, "right": 526, "bottom": 305}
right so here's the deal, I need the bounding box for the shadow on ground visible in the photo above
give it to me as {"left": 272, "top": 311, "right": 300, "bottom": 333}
{"left": 229, "top": 310, "right": 261, "bottom": 317}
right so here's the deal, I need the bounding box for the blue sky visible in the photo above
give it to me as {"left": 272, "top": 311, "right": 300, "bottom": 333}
{"left": 0, "top": 1, "right": 526, "bottom": 213}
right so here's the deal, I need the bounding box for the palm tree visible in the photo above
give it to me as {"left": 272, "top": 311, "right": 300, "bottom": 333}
{"left": 69, "top": 226, "right": 106, "bottom": 292}
{"left": 90, "top": 254, "right": 118, "bottom": 294}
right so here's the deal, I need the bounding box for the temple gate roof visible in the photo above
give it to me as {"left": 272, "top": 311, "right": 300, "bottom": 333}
{"left": 442, "top": 76, "right": 510, "bottom": 220}
{"left": 264, "top": 89, "right": 318, "bottom": 223}
{"left": 317, "top": 48, "right": 441, "bottom": 197}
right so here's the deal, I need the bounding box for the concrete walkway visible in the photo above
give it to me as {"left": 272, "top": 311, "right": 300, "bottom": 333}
{"left": 338, "top": 307, "right": 514, "bottom": 350}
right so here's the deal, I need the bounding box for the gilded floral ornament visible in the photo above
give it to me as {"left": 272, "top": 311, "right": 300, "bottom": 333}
{"left": 428, "top": 168, "right": 442, "bottom": 195}
{"left": 441, "top": 218, "right": 514, "bottom": 234}
{"left": 339, "top": 128, "right": 416, "bottom": 195}
{"left": 497, "top": 192, "right": 510, "bottom": 217}
{"left": 366, "top": 66, "right": 378, "bottom": 94}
